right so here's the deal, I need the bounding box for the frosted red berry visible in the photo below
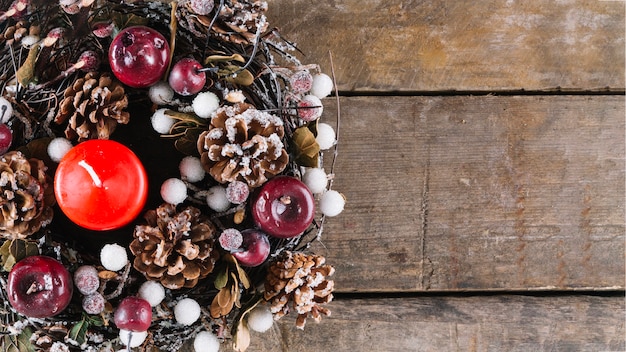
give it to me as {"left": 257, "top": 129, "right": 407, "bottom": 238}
{"left": 7, "top": 256, "right": 73, "bottom": 318}
{"left": 232, "top": 229, "right": 271, "bottom": 267}
{"left": 168, "top": 58, "right": 206, "bottom": 96}
{"left": 78, "top": 50, "right": 100, "bottom": 72}
{"left": 219, "top": 228, "right": 243, "bottom": 251}
{"left": 0, "top": 123, "right": 12, "bottom": 155}
{"left": 289, "top": 70, "right": 313, "bottom": 94}
{"left": 109, "top": 26, "right": 170, "bottom": 88}
{"left": 226, "top": 181, "right": 249, "bottom": 204}
{"left": 74, "top": 265, "right": 100, "bottom": 295}
{"left": 251, "top": 176, "right": 315, "bottom": 238}
{"left": 83, "top": 292, "right": 106, "bottom": 315}
{"left": 114, "top": 296, "right": 153, "bottom": 332}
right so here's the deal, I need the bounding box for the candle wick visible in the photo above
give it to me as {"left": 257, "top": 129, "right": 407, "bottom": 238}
{"left": 78, "top": 160, "right": 103, "bottom": 187}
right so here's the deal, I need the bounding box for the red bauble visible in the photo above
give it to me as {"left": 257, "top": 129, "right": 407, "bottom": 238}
{"left": 0, "top": 123, "right": 12, "bottom": 155}
{"left": 232, "top": 229, "right": 271, "bottom": 267}
{"left": 251, "top": 176, "right": 315, "bottom": 238}
{"left": 7, "top": 256, "right": 73, "bottom": 318}
{"left": 168, "top": 58, "right": 206, "bottom": 96}
{"left": 114, "top": 296, "right": 153, "bottom": 332}
{"left": 54, "top": 140, "right": 148, "bottom": 231}
{"left": 109, "top": 26, "right": 170, "bottom": 88}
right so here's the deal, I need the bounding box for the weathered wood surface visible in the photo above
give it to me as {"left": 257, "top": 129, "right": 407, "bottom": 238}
{"left": 267, "top": 0, "right": 625, "bottom": 92}
{"left": 239, "top": 295, "right": 625, "bottom": 352}
{"left": 315, "top": 95, "right": 624, "bottom": 292}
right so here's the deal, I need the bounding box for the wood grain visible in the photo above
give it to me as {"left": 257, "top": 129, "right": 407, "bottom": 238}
{"left": 314, "top": 95, "right": 624, "bottom": 292}
{"left": 238, "top": 295, "right": 625, "bottom": 352}
{"left": 267, "top": 0, "right": 625, "bottom": 92}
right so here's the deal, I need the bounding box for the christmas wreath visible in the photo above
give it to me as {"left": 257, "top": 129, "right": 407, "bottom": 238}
{"left": 0, "top": 0, "right": 344, "bottom": 351}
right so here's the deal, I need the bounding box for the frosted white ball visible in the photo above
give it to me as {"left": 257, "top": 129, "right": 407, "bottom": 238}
{"left": 151, "top": 108, "right": 175, "bottom": 134}
{"left": 149, "top": 81, "right": 174, "bottom": 105}
{"left": 174, "top": 298, "right": 201, "bottom": 326}
{"left": 47, "top": 137, "right": 73, "bottom": 163}
{"left": 119, "top": 329, "right": 147, "bottom": 348}
{"left": 161, "top": 178, "right": 187, "bottom": 205}
{"left": 316, "top": 123, "right": 336, "bottom": 150}
{"left": 247, "top": 304, "right": 274, "bottom": 333}
{"left": 138, "top": 281, "right": 165, "bottom": 307}
{"left": 192, "top": 91, "right": 220, "bottom": 119}
{"left": 302, "top": 168, "right": 328, "bottom": 194}
{"left": 193, "top": 331, "right": 220, "bottom": 352}
{"left": 310, "top": 73, "right": 333, "bottom": 99}
{"left": 0, "top": 96, "right": 13, "bottom": 123}
{"left": 319, "top": 190, "right": 345, "bottom": 217}
{"left": 206, "top": 185, "right": 230, "bottom": 212}
{"left": 179, "top": 156, "right": 205, "bottom": 183}
{"left": 100, "top": 244, "right": 128, "bottom": 271}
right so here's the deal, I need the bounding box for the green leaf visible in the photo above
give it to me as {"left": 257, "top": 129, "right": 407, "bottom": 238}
{"left": 111, "top": 12, "right": 149, "bottom": 30}
{"left": 2, "top": 327, "right": 36, "bottom": 352}
{"left": 219, "top": 65, "right": 254, "bottom": 86}
{"left": 214, "top": 266, "right": 229, "bottom": 290}
{"left": 68, "top": 318, "right": 89, "bottom": 345}
{"left": 9, "top": 239, "right": 39, "bottom": 264}
{"left": 291, "top": 126, "right": 320, "bottom": 167}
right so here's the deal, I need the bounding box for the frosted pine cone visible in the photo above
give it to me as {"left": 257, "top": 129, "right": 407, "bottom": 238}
{"left": 0, "top": 20, "right": 39, "bottom": 46}
{"left": 54, "top": 72, "right": 130, "bottom": 141}
{"left": 180, "top": 0, "right": 269, "bottom": 44}
{"left": 264, "top": 251, "right": 335, "bottom": 329}
{"left": 197, "top": 103, "right": 288, "bottom": 188}
{"left": 0, "top": 152, "right": 54, "bottom": 240}
{"left": 130, "top": 203, "right": 220, "bottom": 289}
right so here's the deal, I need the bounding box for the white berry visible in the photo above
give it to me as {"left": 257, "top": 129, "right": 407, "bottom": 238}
{"left": 179, "top": 156, "right": 205, "bottom": 183}
{"left": 310, "top": 73, "right": 333, "bottom": 99}
{"left": 119, "top": 329, "right": 148, "bottom": 348}
{"left": 302, "top": 168, "right": 328, "bottom": 194}
{"left": 174, "top": 298, "right": 201, "bottom": 326}
{"left": 193, "top": 331, "right": 220, "bottom": 352}
{"left": 192, "top": 91, "right": 220, "bottom": 119}
{"left": 316, "top": 123, "right": 336, "bottom": 150}
{"left": 149, "top": 81, "right": 174, "bottom": 105}
{"left": 100, "top": 244, "right": 128, "bottom": 271}
{"left": 161, "top": 178, "right": 187, "bottom": 205}
{"left": 138, "top": 281, "right": 166, "bottom": 307}
{"left": 206, "top": 185, "right": 230, "bottom": 212}
{"left": 319, "top": 190, "right": 345, "bottom": 217}
{"left": 151, "top": 108, "right": 175, "bottom": 134}
{"left": 0, "top": 96, "right": 13, "bottom": 123}
{"left": 47, "top": 137, "right": 73, "bottom": 163}
{"left": 247, "top": 304, "right": 274, "bottom": 333}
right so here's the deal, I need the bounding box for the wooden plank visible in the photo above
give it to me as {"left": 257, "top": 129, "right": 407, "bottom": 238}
{"left": 267, "top": 0, "right": 625, "bottom": 92}
{"left": 238, "top": 295, "right": 625, "bottom": 352}
{"left": 313, "top": 95, "right": 624, "bottom": 292}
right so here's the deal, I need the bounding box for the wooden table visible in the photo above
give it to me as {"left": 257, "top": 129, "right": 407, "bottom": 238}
{"left": 240, "top": 1, "right": 625, "bottom": 351}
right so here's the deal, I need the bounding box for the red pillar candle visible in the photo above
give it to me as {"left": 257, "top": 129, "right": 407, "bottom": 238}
{"left": 54, "top": 140, "right": 148, "bottom": 231}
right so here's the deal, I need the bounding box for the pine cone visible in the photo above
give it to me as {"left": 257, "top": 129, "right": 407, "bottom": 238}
{"left": 130, "top": 203, "right": 220, "bottom": 289}
{"left": 0, "top": 20, "right": 39, "bottom": 46}
{"left": 181, "top": 0, "right": 269, "bottom": 44}
{"left": 54, "top": 71, "right": 130, "bottom": 142}
{"left": 0, "top": 152, "right": 54, "bottom": 240}
{"left": 264, "top": 251, "right": 335, "bottom": 329}
{"left": 197, "top": 103, "right": 288, "bottom": 188}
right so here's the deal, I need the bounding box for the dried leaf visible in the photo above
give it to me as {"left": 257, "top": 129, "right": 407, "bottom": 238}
{"left": 174, "top": 127, "right": 204, "bottom": 156}
{"left": 0, "top": 240, "right": 14, "bottom": 272}
{"left": 98, "top": 270, "right": 118, "bottom": 280}
{"left": 204, "top": 54, "right": 246, "bottom": 64}
{"left": 234, "top": 208, "right": 245, "bottom": 224}
{"left": 291, "top": 126, "right": 320, "bottom": 167}
{"left": 233, "top": 257, "right": 250, "bottom": 289}
{"left": 232, "top": 319, "right": 250, "bottom": 352}
{"left": 16, "top": 45, "right": 40, "bottom": 87}
{"left": 9, "top": 239, "right": 39, "bottom": 263}
{"left": 220, "top": 65, "right": 254, "bottom": 86}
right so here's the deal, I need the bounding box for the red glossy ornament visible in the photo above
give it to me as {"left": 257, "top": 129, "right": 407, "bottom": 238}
{"left": 251, "top": 176, "right": 315, "bottom": 238}
{"left": 54, "top": 139, "right": 148, "bottom": 231}
{"left": 108, "top": 26, "right": 170, "bottom": 88}
{"left": 7, "top": 255, "right": 73, "bottom": 318}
